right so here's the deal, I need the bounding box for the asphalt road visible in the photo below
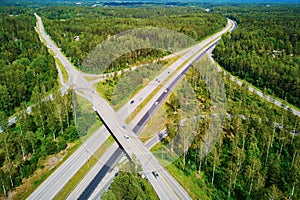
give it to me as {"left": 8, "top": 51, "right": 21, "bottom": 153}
{"left": 68, "top": 19, "right": 236, "bottom": 200}
{"left": 30, "top": 13, "right": 191, "bottom": 200}
{"left": 14, "top": 14, "right": 298, "bottom": 200}
{"left": 29, "top": 15, "right": 234, "bottom": 200}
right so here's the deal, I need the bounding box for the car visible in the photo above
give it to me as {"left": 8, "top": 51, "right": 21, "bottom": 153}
{"left": 141, "top": 173, "right": 146, "bottom": 179}
{"left": 130, "top": 99, "right": 134, "bottom": 104}
{"left": 164, "top": 89, "right": 168, "bottom": 93}
{"left": 158, "top": 132, "right": 163, "bottom": 138}
{"left": 158, "top": 80, "right": 160, "bottom": 83}
{"left": 154, "top": 101, "right": 159, "bottom": 106}
{"left": 124, "top": 135, "right": 130, "bottom": 141}
{"left": 152, "top": 171, "right": 159, "bottom": 179}
{"left": 122, "top": 125, "right": 127, "bottom": 129}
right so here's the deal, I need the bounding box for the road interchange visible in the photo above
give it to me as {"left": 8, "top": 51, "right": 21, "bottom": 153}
{"left": 29, "top": 14, "right": 235, "bottom": 200}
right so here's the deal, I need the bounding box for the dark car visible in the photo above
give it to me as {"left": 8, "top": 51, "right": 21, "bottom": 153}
{"left": 152, "top": 171, "right": 159, "bottom": 179}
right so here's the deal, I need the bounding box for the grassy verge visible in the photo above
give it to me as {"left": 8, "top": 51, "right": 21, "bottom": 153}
{"left": 54, "top": 56, "right": 69, "bottom": 84}
{"left": 114, "top": 57, "right": 179, "bottom": 109}
{"left": 85, "top": 76, "right": 102, "bottom": 82}
{"left": 139, "top": 103, "right": 167, "bottom": 142}
{"left": 149, "top": 139, "right": 210, "bottom": 200}
{"left": 54, "top": 136, "right": 114, "bottom": 200}
{"left": 35, "top": 25, "right": 69, "bottom": 84}
{"left": 165, "top": 164, "right": 210, "bottom": 200}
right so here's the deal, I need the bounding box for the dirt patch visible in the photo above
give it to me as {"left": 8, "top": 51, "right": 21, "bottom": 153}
{"left": 195, "top": 173, "right": 202, "bottom": 179}
{"left": 7, "top": 143, "right": 74, "bottom": 200}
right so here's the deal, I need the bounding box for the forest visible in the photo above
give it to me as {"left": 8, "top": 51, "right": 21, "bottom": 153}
{"left": 40, "top": 6, "right": 226, "bottom": 72}
{"left": 101, "top": 158, "right": 158, "bottom": 200}
{"left": 0, "top": 87, "right": 81, "bottom": 198}
{"left": 0, "top": 8, "right": 81, "bottom": 198}
{"left": 212, "top": 5, "right": 300, "bottom": 108}
{"left": 157, "top": 55, "right": 300, "bottom": 199}
{"left": 0, "top": 8, "right": 57, "bottom": 118}
{"left": 0, "top": 4, "right": 299, "bottom": 200}
{"left": 97, "top": 54, "right": 299, "bottom": 199}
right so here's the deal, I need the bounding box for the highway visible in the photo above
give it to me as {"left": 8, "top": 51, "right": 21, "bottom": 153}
{"left": 29, "top": 14, "right": 234, "bottom": 200}
{"left": 68, "top": 19, "right": 236, "bottom": 200}
{"left": 8, "top": 13, "right": 297, "bottom": 200}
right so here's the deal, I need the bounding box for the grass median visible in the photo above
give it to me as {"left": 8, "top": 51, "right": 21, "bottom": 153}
{"left": 54, "top": 136, "right": 115, "bottom": 200}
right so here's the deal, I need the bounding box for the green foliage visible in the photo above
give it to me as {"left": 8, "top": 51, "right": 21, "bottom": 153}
{"left": 96, "top": 61, "right": 167, "bottom": 107}
{"left": 40, "top": 6, "right": 226, "bottom": 72}
{"left": 163, "top": 56, "right": 300, "bottom": 199}
{"left": 102, "top": 161, "right": 158, "bottom": 200}
{"left": 0, "top": 88, "right": 77, "bottom": 197}
{"left": 0, "top": 12, "right": 57, "bottom": 117}
{"left": 213, "top": 6, "right": 300, "bottom": 108}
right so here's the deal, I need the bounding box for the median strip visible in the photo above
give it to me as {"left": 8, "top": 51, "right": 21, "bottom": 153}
{"left": 54, "top": 136, "right": 114, "bottom": 200}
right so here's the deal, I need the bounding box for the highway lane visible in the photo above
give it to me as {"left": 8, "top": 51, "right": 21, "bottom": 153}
{"left": 85, "top": 91, "right": 186, "bottom": 199}
{"left": 28, "top": 14, "right": 113, "bottom": 200}
{"left": 31, "top": 13, "right": 298, "bottom": 199}
{"left": 68, "top": 18, "right": 236, "bottom": 199}
{"left": 132, "top": 46, "right": 210, "bottom": 134}
{"left": 30, "top": 14, "right": 234, "bottom": 200}
{"left": 87, "top": 129, "right": 167, "bottom": 200}
{"left": 117, "top": 18, "right": 236, "bottom": 121}
{"left": 32, "top": 13, "right": 192, "bottom": 200}
{"left": 69, "top": 20, "right": 236, "bottom": 200}
{"left": 72, "top": 20, "right": 236, "bottom": 200}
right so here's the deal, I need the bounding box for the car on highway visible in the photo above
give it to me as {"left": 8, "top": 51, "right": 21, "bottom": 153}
{"left": 124, "top": 135, "right": 130, "bottom": 141}
{"left": 152, "top": 171, "right": 159, "bottom": 179}
{"left": 158, "top": 132, "right": 164, "bottom": 139}
{"left": 154, "top": 101, "right": 159, "bottom": 106}
{"left": 164, "top": 89, "right": 168, "bottom": 93}
{"left": 130, "top": 99, "right": 134, "bottom": 104}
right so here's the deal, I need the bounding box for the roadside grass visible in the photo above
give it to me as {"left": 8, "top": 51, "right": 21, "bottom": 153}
{"left": 116, "top": 56, "right": 179, "bottom": 109}
{"left": 165, "top": 163, "right": 211, "bottom": 200}
{"left": 80, "top": 119, "right": 102, "bottom": 142}
{"left": 85, "top": 76, "right": 102, "bottom": 82}
{"left": 36, "top": 25, "right": 69, "bottom": 84}
{"left": 139, "top": 102, "right": 167, "bottom": 143}
{"left": 54, "top": 56, "right": 69, "bottom": 84}
{"left": 54, "top": 136, "right": 115, "bottom": 200}
{"left": 149, "top": 141, "right": 210, "bottom": 200}
{"left": 150, "top": 142, "right": 210, "bottom": 200}
{"left": 18, "top": 129, "right": 101, "bottom": 200}
{"left": 160, "top": 31, "right": 222, "bottom": 87}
